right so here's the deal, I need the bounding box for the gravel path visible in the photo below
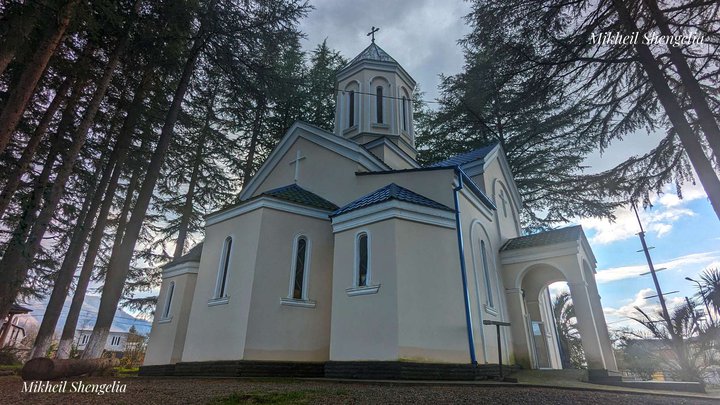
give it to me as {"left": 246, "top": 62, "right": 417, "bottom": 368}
{"left": 0, "top": 376, "right": 715, "bottom": 404}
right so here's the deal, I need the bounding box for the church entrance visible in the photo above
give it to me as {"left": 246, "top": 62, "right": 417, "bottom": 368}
{"left": 506, "top": 260, "right": 617, "bottom": 372}
{"left": 531, "top": 320, "right": 553, "bottom": 369}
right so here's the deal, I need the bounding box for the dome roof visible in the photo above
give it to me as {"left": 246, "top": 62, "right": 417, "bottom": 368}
{"left": 345, "top": 43, "right": 398, "bottom": 67}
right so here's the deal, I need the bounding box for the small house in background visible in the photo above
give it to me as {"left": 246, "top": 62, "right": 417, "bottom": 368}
{"left": 0, "top": 303, "right": 32, "bottom": 349}
{"left": 73, "top": 328, "right": 130, "bottom": 358}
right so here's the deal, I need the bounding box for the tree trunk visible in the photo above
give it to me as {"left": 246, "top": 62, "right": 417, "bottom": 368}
{"left": 0, "top": 0, "right": 79, "bottom": 157}
{"left": 55, "top": 73, "right": 153, "bottom": 359}
{"left": 172, "top": 102, "right": 212, "bottom": 259}
{"left": 0, "top": 76, "right": 72, "bottom": 219}
{"left": 81, "top": 33, "right": 207, "bottom": 359}
{"left": 0, "top": 130, "right": 63, "bottom": 322}
{"left": 242, "top": 97, "right": 266, "bottom": 188}
{"left": 642, "top": 0, "right": 720, "bottom": 164}
{"left": 56, "top": 164, "right": 143, "bottom": 359}
{"left": 21, "top": 357, "right": 119, "bottom": 381}
{"left": 30, "top": 125, "right": 119, "bottom": 359}
{"left": 0, "top": 17, "right": 131, "bottom": 322}
{"left": 613, "top": 0, "right": 720, "bottom": 220}
{"left": 0, "top": 2, "right": 40, "bottom": 76}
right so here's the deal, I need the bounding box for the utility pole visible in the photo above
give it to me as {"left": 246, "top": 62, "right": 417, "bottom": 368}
{"left": 632, "top": 204, "right": 674, "bottom": 333}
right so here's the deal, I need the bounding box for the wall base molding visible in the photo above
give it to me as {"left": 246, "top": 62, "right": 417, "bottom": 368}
{"left": 139, "top": 360, "right": 519, "bottom": 381}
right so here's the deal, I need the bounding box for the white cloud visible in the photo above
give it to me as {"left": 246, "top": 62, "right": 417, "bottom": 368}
{"left": 548, "top": 281, "right": 569, "bottom": 296}
{"left": 579, "top": 182, "right": 707, "bottom": 245}
{"left": 595, "top": 251, "right": 720, "bottom": 284}
{"left": 604, "top": 288, "right": 686, "bottom": 330}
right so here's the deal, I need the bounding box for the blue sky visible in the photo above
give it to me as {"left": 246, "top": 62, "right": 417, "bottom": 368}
{"left": 574, "top": 187, "right": 719, "bottom": 332}
{"left": 301, "top": 0, "right": 720, "bottom": 333}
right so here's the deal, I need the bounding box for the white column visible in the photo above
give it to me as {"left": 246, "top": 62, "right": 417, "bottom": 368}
{"left": 505, "top": 288, "right": 532, "bottom": 368}
{"left": 568, "top": 281, "right": 606, "bottom": 370}
{"left": 586, "top": 277, "right": 618, "bottom": 371}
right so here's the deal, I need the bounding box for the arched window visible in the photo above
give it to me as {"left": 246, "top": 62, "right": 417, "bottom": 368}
{"left": 348, "top": 90, "right": 355, "bottom": 127}
{"left": 481, "top": 241, "right": 494, "bottom": 308}
{"left": 292, "top": 236, "right": 309, "bottom": 299}
{"left": 215, "top": 236, "right": 232, "bottom": 298}
{"left": 402, "top": 95, "right": 408, "bottom": 131}
{"left": 376, "top": 86, "right": 384, "bottom": 123}
{"left": 162, "top": 281, "right": 175, "bottom": 319}
{"left": 356, "top": 232, "right": 369, "bottom": 287}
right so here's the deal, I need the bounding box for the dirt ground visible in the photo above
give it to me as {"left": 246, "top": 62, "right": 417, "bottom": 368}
{"left": 0, "top": 375, "right": 716, "bottom": 404}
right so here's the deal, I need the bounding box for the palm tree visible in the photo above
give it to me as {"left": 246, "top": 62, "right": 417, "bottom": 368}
{"left": 552, "top": 291, "right": 585, "bottom": 368}
{"left": 632, "top": 299, "right": 716, "bottom": 382}
{"left": 699, "top": 268, "right": 720, "bottom": 317}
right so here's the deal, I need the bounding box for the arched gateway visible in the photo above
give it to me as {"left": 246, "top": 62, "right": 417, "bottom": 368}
{"left": 500, "top": 226, "right": 617, "bottom": 371}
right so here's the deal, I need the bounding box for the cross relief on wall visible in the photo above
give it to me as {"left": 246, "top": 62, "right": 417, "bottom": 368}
{"left": 289, "top": 149, "right": 306, "bottom": 183}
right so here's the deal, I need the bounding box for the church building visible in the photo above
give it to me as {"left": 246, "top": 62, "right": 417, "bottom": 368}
{"left": 141, "top": 39, "right": 617, "bottom": 379}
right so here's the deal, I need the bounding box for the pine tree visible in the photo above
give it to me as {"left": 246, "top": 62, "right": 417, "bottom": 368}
{"left": 304, "top": 40, "right": 346, "bottom": 131}
{"left": 0, "top": 0, "right": 79, "bottom": 156}
{"left": 419, "top": 0, "right": 720, "bottom": 228}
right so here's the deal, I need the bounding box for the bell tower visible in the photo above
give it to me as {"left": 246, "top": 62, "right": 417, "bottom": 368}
{"left": 334, "top": 30, "right": 418, "bottom": 162}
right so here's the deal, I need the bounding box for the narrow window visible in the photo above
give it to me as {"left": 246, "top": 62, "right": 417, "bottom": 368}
{"left": 481, "top": 241, "right": 494, "bottom": 307}
{"left": 216, "top": 237, "right": 232, "bottom": 298}
{"left": 348, "top": 91, "right": 355, "bottom": 127}
{"left": 402, "top": 96, "right": 408, "bottom": 131}
{"left": 163, "top": 281, "right": 175, "bottom": 318}
{"left": 357, "top": 233, "right": 369, "bottom": 287}
{"left": 293, "top": 236, "right": 308, "bottom": 299}
{"left": 81, "top": 335, "right": 88, "bottom": 345}
{"left": 376, "top": 86, "right": 383, "bottom": 123}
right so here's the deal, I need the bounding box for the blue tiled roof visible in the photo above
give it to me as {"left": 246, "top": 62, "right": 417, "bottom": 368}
{"left": 500, "top": 225, "right": 583, "bottom": 251}
{"left": 346, "top": 43, "right": 398, "bottom": 67}
{"left": 332, "top": 183, "right": 453, "bottom": 217}
{"left": 262, "top": 184, "right": 338, "bottom": 211}
{"left": 431, "top": 143, "right": 498, "bottom": 168}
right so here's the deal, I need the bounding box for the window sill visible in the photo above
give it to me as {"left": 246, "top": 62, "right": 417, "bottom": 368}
{"left": 371, "top": 123, "right": 389, "bottom": 129}
{"left": 280, "top": 298, "right": 317, "bottom": 308}
{"left": 208, "top": 296, "right": 230, "bottom": 307}
{"left": 157, "top": 317, "right": 173, "bottom": 324}
{"left": 484, "top": 304, "right": 498, "bottom": 316}
{"left": 343, "top": 125, "right": 358, "bottom": 135}
{"left": 346, "top": 284, "right": 381, "bottom": 296}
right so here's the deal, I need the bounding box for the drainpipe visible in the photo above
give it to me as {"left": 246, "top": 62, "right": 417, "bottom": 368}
{"left": 453, "top": 167, "right": 477, "bottom": 366}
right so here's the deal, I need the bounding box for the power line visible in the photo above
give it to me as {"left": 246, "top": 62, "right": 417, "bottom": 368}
{"left": 331, "top": 87, "right": 443, "bottom": 104}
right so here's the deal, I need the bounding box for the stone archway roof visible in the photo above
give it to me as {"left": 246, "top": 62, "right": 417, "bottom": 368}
{"left": 500, "top": 225, "right": 583, "bottom": 251}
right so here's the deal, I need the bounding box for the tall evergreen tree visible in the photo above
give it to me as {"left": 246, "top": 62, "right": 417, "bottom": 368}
{"left": 419, "top": 0, "right": 720, "bottom": 228}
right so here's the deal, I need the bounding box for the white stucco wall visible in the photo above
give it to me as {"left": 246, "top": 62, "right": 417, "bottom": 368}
{"left": 395, "top": 220, "right": 469, "bottom": 363}
{"left": 181, "top": 209, "right": 263, "bottom": 362}
{"left": 242, "top": 209, "right": 334, "bottom": 361}
{"left": 329, "top": 220, "right": 399, "bottom": 361}
{"left": 144, "top": 264, "right": 198, "bottom": 365}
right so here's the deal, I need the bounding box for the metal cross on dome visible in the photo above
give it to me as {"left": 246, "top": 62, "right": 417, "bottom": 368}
{"left": 367, "top": 26, "right": 379, "bottom": 43}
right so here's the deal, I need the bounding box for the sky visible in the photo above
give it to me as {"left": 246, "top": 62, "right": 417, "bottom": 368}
{"left": 300, "top": 0, "right": 720, "bottom": 333}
